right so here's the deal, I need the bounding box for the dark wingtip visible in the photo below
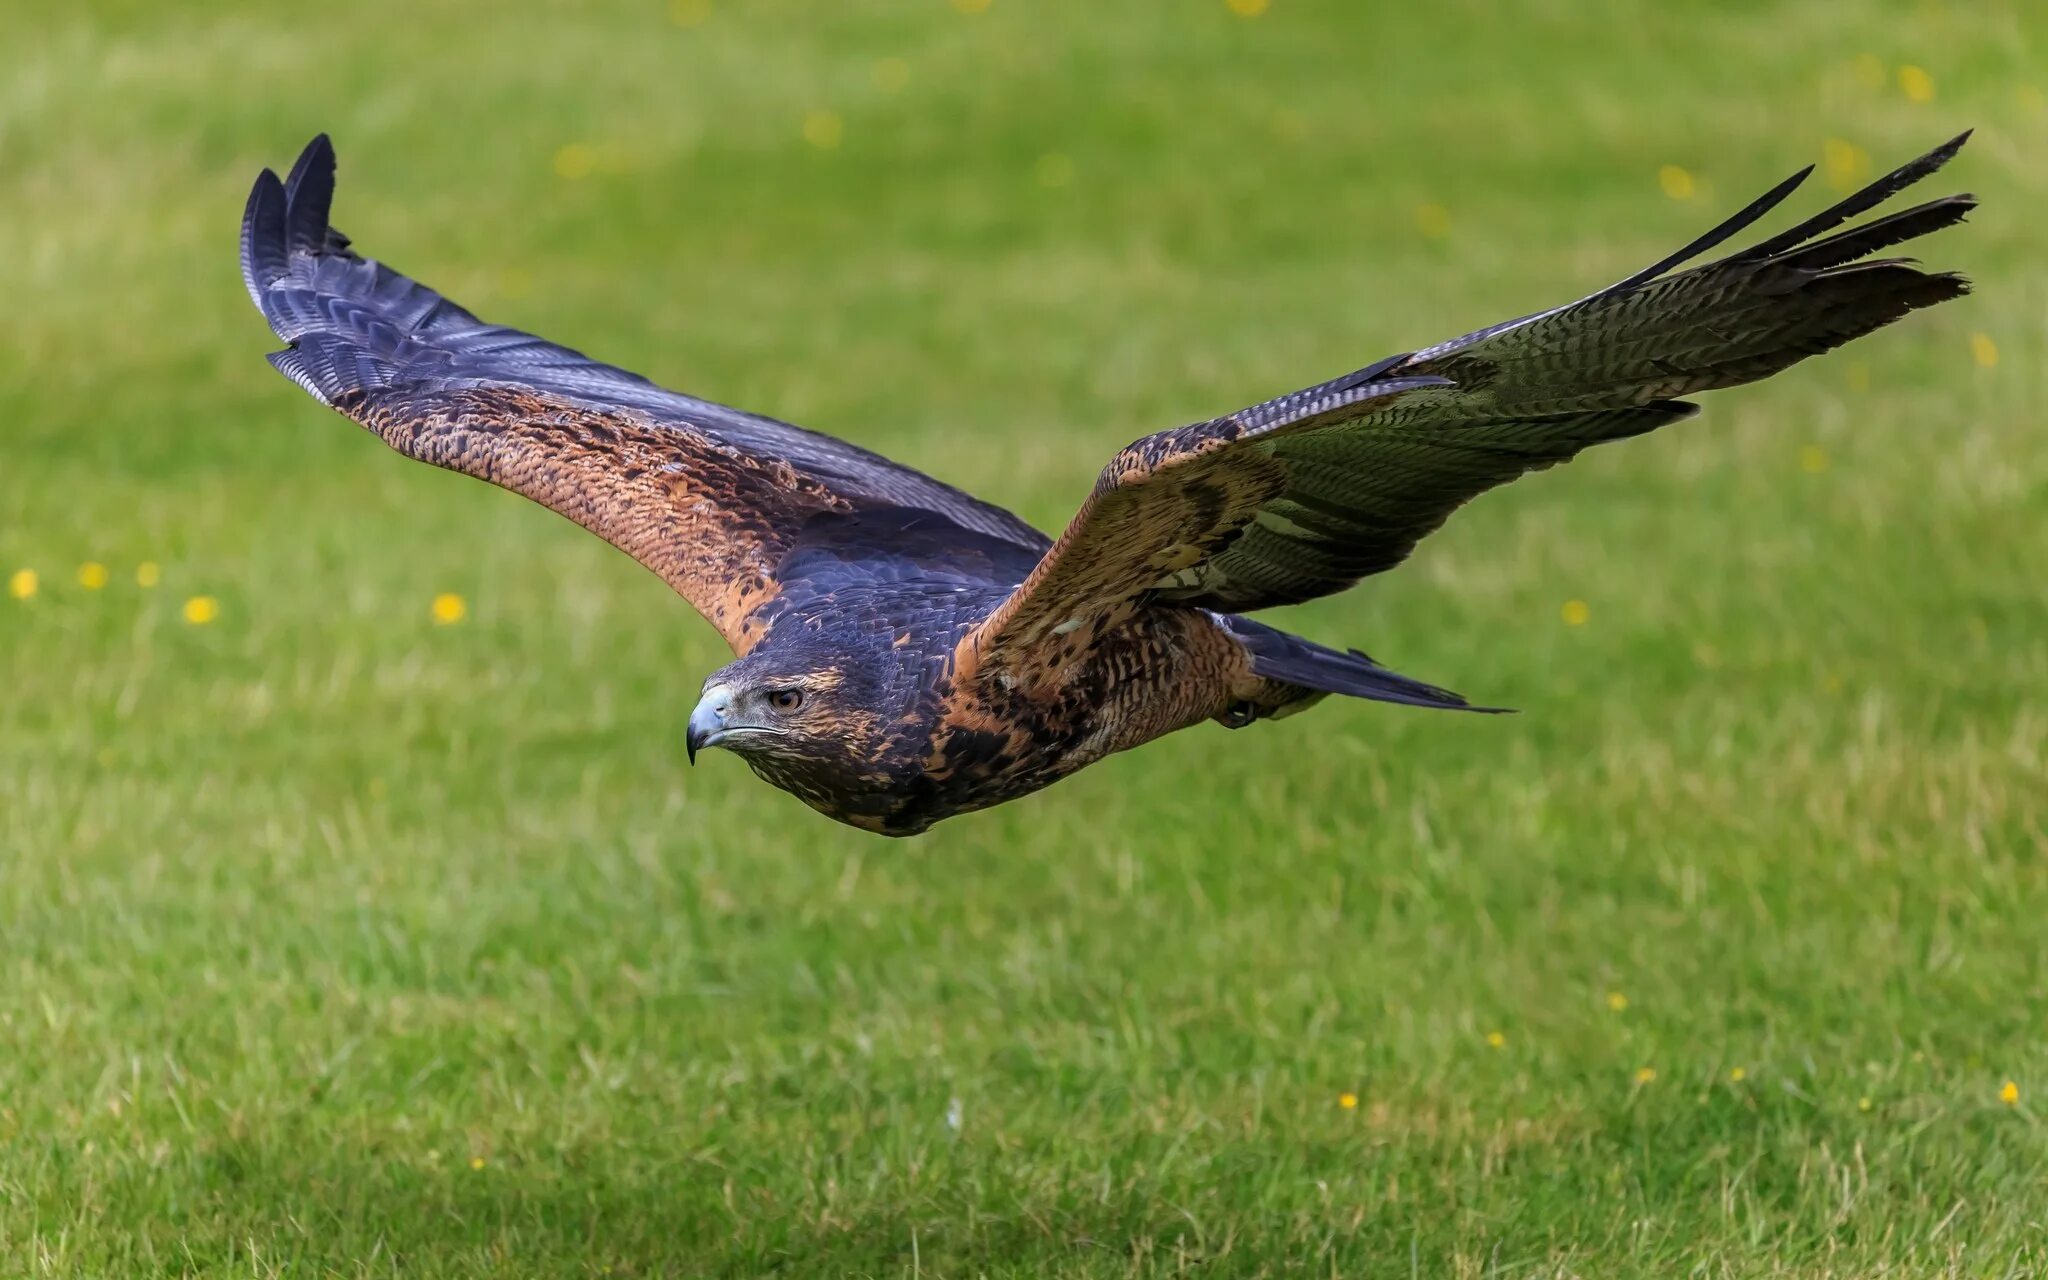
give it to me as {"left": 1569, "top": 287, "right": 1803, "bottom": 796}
{"left": 283, "top": 134, "right": 333, "bottom": 198}
{"left": 239, "top": 166, "right": 289, "bottom": 308}
{"left": 282, "top": 134, "right": 338, "bottom": 257}
{"left": 1742, "top": 133, "right": 1976, "bottom": 262}
{"left": 1779, "top": 193, "right": 1978, "bottom": 272}
{"left": 1596, "top": 162, "right": 1814, "bottom": 297}
{"left": 1608, "top": 134, "right": 1973, "bottom": 297}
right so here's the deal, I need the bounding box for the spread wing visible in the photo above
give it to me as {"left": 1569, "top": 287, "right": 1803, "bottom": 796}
{"left": 960, "top": 134, "right": 1973, "bottom": 680}
{"left": 242, "top": 135, "right": 1044, "bottom": 655}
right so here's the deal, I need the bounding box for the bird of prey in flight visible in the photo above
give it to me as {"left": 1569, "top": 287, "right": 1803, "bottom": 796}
{"left": 242, "top": 134, "right": 1972, "bottom": 835}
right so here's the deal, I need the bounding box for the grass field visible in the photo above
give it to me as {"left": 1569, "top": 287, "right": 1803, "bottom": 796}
{"left": 4, "top": 1, "right": 2046, "bottom": 1274}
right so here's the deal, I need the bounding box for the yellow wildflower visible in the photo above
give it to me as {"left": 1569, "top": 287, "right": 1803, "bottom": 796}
{"left": 1561, "top": 600, "right": 1589, "bottom": 627}
{"left": 1729, "top": 1067, "right": 1746, "bottom": 1083}
{"left": 1822, "top": 138, "right": 1869, "bottom": 192}
{"left": 2000, "top": 1080, "right": 2020, "bottom": 1106}
{"left": 1486, "top": 1031, "right": 1506, "bottom": 1049}
{"left": 1858, "top": 1096, "right": 1874, "bottom": 1112}
{"left": 1338, "top": 1091, "right": 1358, "bottom": 1110}
{"left": 470, "top": 1156, "right": 486, "bottom": 1170}
{"left": 553, "top": 143, "right": 595, "bottom": 181}
{"left": 1898, "top": 65, "right": 1935, "bottom": 103}
{"left": 802, "top": 111, "right": 843, "bottom": 150}
{"left": 77, "top": 562, "right": 109, "bottom": 590}
{"left": 552, "top": 142, "right": 606, "bottom": 181}
{"left": 431, "top": 592, "right": 467, "bottom": 625}
{"left": 1606, "top": 991, "right": 1628, "bottom": 1012}
{"left": 182, "top": 596, "right": 219, "bottom": 625}
{"left": 1658, "top": 165, "right": 1696, "bottom": 201}
{"left": 7, "top": 568, "right": 35, "bottom": 601}
{"left": 1227, "top": 0, "right": 1270, "bottom": 14}
{"left": 1634, "top": 1066, "right": 1657, "bottom": 1084}
{"left": 1970, "top": 333, "right": 1998, "bottom": 368}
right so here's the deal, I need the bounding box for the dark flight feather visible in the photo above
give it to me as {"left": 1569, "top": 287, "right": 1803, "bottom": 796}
{"left": 1739, "top": 130, "right": 1971, "bottom": 261}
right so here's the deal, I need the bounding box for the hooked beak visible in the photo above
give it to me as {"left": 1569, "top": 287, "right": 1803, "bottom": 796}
{"left": 686, "top": 688, "right": 729, "bottom": 765}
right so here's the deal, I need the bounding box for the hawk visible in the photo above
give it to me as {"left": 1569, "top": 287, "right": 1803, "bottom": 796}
{"left": 242, "top": 134, "right": 1972, "bottom": 835}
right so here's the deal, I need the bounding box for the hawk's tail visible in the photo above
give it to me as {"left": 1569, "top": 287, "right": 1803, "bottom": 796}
{"left": 1221, "top": 616, "right": 1509, "bottom": 714}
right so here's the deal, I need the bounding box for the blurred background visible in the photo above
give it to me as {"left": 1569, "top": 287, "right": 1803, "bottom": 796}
{"left": 3, "top": 0, "right": 2043, "bottom": 1274}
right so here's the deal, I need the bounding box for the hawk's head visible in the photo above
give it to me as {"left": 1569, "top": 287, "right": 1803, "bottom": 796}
{"left": 686, "top": 635, "right": 914, "bottom": 824}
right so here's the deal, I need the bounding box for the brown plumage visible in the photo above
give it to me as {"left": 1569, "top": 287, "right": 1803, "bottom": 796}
{"left": 242, "top": 133, "right": 1973, "bottom": 834}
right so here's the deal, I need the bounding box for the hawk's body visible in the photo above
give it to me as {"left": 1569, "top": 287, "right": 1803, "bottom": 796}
{"left": 242, "top": 135, "right": 1973, "bottom": 834}
{"left": 328, "top": 382, "right": 1311, "bottom": 833}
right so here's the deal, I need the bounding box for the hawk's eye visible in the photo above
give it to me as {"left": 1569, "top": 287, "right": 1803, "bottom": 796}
{"left": 767, "top": 688, "right": 805, "bottom": 713}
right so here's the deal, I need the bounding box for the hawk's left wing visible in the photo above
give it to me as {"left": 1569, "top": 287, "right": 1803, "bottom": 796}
{"left": 959, "top": 134, "right": 1973, "bottom": 686}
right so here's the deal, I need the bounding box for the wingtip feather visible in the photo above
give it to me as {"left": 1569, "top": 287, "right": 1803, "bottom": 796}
{"left": 239, "top": 166, "right": 289, "bottom": 308}
{"left": 1598, "top": 162, "right": 1815, "bottom": 295}
{"left": 282, "top": 134, "right": 333, "bottom": 201}
{"left": 1741, "top": 133, "right": 1975, "bottom": 262}
{"left": 282, "top": 133, "right": 338, "bottom": 257}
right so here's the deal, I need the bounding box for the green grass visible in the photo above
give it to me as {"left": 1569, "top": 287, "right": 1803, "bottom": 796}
{"left": 4, "top": 0, "right": 2046, "bottom": 1274}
